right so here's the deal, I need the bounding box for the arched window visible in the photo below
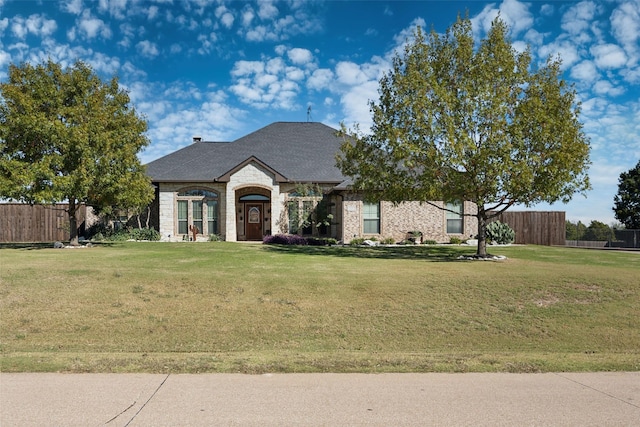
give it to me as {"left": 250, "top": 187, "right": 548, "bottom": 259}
{"left": 239, "top": 194, "right": 270, "bottom": 202}
{"left": 176, "top": 188, "right": 219, "bottom": 236}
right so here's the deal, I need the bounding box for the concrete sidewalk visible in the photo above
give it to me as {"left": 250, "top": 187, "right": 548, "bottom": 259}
{"left": 1, "top": 372, "right": 639, "bottom": 426}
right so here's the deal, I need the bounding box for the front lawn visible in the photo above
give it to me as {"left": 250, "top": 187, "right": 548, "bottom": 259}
{"left": 1, "top": 242, "right": 638, "bottom": 373}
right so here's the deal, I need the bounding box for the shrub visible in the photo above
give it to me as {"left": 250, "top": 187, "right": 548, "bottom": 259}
{"left": 208, "top": 234, "right": 222, "bottom": 242}
{"left": 263, "top": 234, "right": 308, "bottom": 245}
{"left": 449, "top": 236, "right": 462, "bottom": 244}
{"left": 88, "top": 226, "right": 160, "bottom": 242}
{"left": 129, "top": 228, "right": 161, "bottom": 241}
{"left": 486, "top": 221, "right": 515, "bottom": 244}
{"left": 381, "top": 237, "right": 396, "bottom": 245}
{"left": 349, "top": 237, "right": 366, "bottom": 246}
{"left": 306, "top": 237, "right": 338, "bottom": 246}
{"left": 423, "top": 239, "right": 438, "bottom": 245}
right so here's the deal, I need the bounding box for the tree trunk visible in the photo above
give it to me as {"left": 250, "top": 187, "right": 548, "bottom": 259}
{"left": 476, "top": 213, "right": 488, "bottom": 257}
{"left": 68, "top": 199, "right": 80, "bottom": 246}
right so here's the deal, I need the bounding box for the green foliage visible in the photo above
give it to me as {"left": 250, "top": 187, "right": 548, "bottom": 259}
{"left": 583, "top": 221, "right": 614, "bottom": 241}
{"left": 566, "top": 220, "right": 587, "bottom": 240}
{"left": 87, "top": 222, "right": 159, "bottom": 241}
{"left": 337, "top": 17, "right": 590, "bottom": 257}
{"left": 381, "top": 237, "right": 396, "bottom": 244}
{"left": 613, "top": 160, "right": 640, "bottom": 229}
{"left": 208, "top": 234, "right": 223, "bottom": 242}
{"left": 449, "top": 236, "right": 462, "bottom": 244}
{"left": 486, "top": 221, "right": 515, "bottom": 244}
{"left": 424, "top": 239, "right": 438, "bottom": 245}
{"left": 286, "top": 183, "right": 333, "bottom": 236}
{"left": 349, "top": 237, "right": 366, "bottom": 245}
{"left": 0, "top": 60, "right": 154, "bottom": 244}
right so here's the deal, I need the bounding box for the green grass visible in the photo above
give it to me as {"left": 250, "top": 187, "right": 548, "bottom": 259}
{"left": 1, "top": 242, "right": 638, "bottom": 373}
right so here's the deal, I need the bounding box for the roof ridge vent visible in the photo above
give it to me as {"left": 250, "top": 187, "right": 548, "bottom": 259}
{"left": 192, "top": 136, "right": 202, "bottom": 143}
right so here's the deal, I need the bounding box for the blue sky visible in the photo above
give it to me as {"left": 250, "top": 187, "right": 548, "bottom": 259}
{"left": 1, "top": 0, "right": 638, "bottom": 225}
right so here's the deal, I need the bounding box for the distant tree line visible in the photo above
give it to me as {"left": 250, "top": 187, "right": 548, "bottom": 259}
{"left": 566, "top": 220, "right": 618, "bottom": 241}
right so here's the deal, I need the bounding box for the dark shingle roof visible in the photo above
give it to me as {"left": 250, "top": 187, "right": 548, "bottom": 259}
{"left": 145, "top": 122, "right": 348, "bottom": 183}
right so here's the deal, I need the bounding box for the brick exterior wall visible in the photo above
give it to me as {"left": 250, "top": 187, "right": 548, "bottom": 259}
{"left": 340, "top": 193, "right": 477, "bottom": 244}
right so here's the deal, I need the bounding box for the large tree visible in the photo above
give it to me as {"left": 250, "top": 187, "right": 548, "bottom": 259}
{"left": 0, "top": 60, "right": 153, "bottom": 244}
{"left": 613, "top": 160, "right": 640, "bottom": 229}
{"left": 337, "top": 17, "right": 590, "bottom": 256}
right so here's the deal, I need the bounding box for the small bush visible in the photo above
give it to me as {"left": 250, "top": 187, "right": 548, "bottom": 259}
{"left": 449, "top": 236, "right": 462, "bottom": 245}
{"left": 129, "top": 228, "right": 161, "bottom": 241}
{"left": 263, "top": 234, "right": 308, "bottom": 245}
{"left": 208, "top": 234, "right": 222, "bottom": 242}
{"left": 486, "top": 221, "right": 515, "bottom": 244}
{"left": 423, "top": 239, "right": 438, "bottom": 245}
{"left": 381, "top": 237, "right": 396, "bottom": 245}
{"left": 349, "top": 237, "right": 366, "bottom": 246}
{"left": 306, "top": 237, "right": 338, "bottom": 246}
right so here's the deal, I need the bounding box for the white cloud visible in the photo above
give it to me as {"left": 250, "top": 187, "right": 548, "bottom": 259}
{"left": 592, "top": 80, "right": 625, "bottom": 97}
{"left": 239, "top": 1, "right": 322, "bottom": 42}
{"left": 241, "top": 7, "right": 255, "bottom": 27}
{"left": 229, "top": 55, "right": 304, "bottom": 110}
{"left": 340, "top": 80, "right": 379, "bottom": 130}
{"left": 571, "top": 60, "right": 598, "bottom": 83}
{"left": 561, "top": 1, "right": 599, "bottom": 36}
{"left": 98, "top": 0, "right": 128, "bottom": 20}
{"left": 307, "top": 68, "right": 334, "bottom": 91}
{"left": 335, "top": 62, "right": 369, "bottom": 86}
{"left": 0, "top": 50, "right": 11, "bottom": 69}
{"left": 538, "top": 39, "right": 580, "bottom": 68}
{"left": 10, "top": 14, "right": 57, "bottom": 40}
{"left": 258, "top": 1, "right": 279, "bottom": 20}
{"left": 471, "top": 0, "right": 533, "bottom": 37}
{"left": 611, "top": 1, "right": 640, "bottom": 58}
{"left": 62, "top": 0, "right": 84, "bottom": 15}
{"left": 74, "top": 10, "right": 112, "bottom": 40}
{"left": 215, "top": 5, "right": 234, "bottom": 29}
{"left": 591, "top": 43, "right": 628, "bottom": 69}
{"left": 287, "top": 47, "right": 313, "bottom": 65}
{"left": 147, "top": 5, "right": 159, "bottom": 21}
{"left": 231, "top": 60, "right": 265, "bottom": 77}
{"left": 136, "top": 40, "right": 159, "bottom": 58}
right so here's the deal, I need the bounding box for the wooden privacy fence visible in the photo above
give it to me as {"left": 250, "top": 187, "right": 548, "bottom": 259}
{"left": 0, "top": 203, "right": 87, "bottom": 243}
{"left": 489, "top": 211, "right": 566, "bottom": 246}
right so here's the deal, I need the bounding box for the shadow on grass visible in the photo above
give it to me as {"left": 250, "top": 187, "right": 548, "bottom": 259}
{"left": 262, "top": 243, "right": 477, "bottom": 261}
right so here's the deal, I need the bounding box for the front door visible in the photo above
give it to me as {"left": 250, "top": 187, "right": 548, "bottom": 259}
{"left": 245, "top": 204, "right": 263, "bottom": 241}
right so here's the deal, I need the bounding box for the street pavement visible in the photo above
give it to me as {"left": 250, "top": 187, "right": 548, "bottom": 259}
{"left": 1, "top": 372, "right": 639, "bottom": 426}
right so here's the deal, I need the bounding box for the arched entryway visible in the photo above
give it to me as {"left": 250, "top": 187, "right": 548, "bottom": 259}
{"left": 236, "top": 187, "right": 271, "bottom": 241}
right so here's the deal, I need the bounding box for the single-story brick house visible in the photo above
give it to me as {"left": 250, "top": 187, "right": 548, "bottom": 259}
{"left": 145, "top": 122, "right": 477, "bottom": 243}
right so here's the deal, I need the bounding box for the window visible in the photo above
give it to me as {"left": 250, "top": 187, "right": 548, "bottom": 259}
{"left": 176, "top": 188, "right": 218, "bottom": 236}
{"left": 363, "top": 202, "right": 380, "bottom": 234}
{"left": 192, "top": 201, "right": 203, "bottom": 233}
{"left": 286, "top": 189, "right": 329, "bottom": 236}
{"left": 177, "top": 201, "right": 188, "bottom": 234}
{"left": 446, "top": 201, "right": 463, "bottom": 234}
{"left": 302, "top": 201, "right": 314, "bottom": 234}
{"left": 207, "top": 200, "right": 218, "bottom": 234}
{"left": 287, "top": 201, "right": 299, "bottom": 234}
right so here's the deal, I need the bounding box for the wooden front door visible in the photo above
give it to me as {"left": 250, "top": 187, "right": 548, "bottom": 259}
{"left": 245, "top": 204, "right": 263, "bottom": 241}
